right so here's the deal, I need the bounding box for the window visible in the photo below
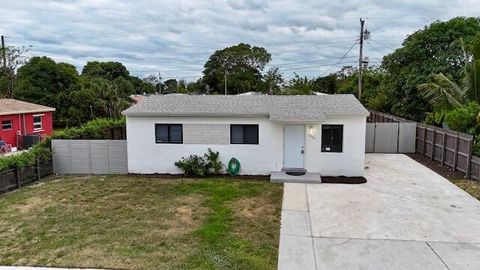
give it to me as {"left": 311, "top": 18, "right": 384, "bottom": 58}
{"left": 33, "top": 115, "right": 43, "bottom": 130}
{"left": 230, "top": 125, "right": 259, "bottom": 144}
{"left": 322, "top": 125, "right": 343, "bottom": 152}
{"left": 155, "top": 124, "right": 183, "bottom": 144}
{"left": 1, "top": 120, "right": 12, "bottom": 130}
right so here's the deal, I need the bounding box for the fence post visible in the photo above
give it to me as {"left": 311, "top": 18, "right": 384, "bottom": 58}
{"left": 466, "top": 139, "right": 473, "bottom": 178}
{"left": 15, "top": 167, "right": 21, "bottom": 188}
{"left": 422, "top": 126, "right": 427, "bottom": 155}
{"left": 431, "top": 129, "right": 436, "bottom": 160}
{"left": 441, "top": 132, "right": 446, "bottom": 165}
{"left": 36, "top": 157, "right": 41, "bottom": 181}
{"left": 453, "top": 135, "right": 459, "bottom": 172}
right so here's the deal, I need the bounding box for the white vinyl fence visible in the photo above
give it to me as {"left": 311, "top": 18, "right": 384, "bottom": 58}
{"left": 365, "top": 122, "right": 417, "bottom": 153}
{"left": 52, "top": 140, "right": 128, "bottom": 174}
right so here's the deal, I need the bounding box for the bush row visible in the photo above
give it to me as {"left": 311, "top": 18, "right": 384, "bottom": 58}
{"left": 53, "top": 118, "right": 126, "bottom": 140}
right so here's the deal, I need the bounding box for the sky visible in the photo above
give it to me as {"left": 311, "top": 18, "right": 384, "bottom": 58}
{"left": 1, "top": 0, "right": 479, "bottom": 81}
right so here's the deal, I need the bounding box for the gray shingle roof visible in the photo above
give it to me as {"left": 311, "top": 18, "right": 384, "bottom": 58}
{"left": 122, "top": 94, "right": 369, "bottom": 121}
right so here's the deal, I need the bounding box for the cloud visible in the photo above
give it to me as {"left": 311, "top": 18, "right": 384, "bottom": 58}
{"left": 0, "top": 0, "right": 479, "bottom": 80}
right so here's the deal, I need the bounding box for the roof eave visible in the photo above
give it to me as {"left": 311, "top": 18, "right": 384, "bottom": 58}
{"left": 123, "top": 112, "right": 269, "bottom": 118}
{"left": 0, "top": 108, "right": 56, "bottom": 116}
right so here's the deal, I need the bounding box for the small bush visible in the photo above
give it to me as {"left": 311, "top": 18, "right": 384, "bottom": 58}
{"left": 204, "top": 148, "right": 223, "bottom": 174}
{"left": 175, "top": 154, "right": 209, "bottom": 177}
{"left": 53, "top": 118, "right": 125, "bottom": 140}
{"left": 175, "top": 148, "right": 224, "bottom": 177}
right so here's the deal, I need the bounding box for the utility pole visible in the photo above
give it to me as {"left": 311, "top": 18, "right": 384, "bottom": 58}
{"left": 224, "top": 69, "right": 228, "bottom": 95}
{"left": 1, "top": 35, "right": 6, "bottom": 71}
{"left": 358, "top": 19, "right": 365, "bottom": 99}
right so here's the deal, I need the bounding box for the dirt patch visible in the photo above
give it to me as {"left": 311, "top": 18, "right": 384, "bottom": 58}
{"left": 321, "top": 176, "right": 367, "bottom": 184}
{"left": 159, "top": 195, "right": 207, "bottom": 237}
{"left": 233, "top": 196, "right": 276, "bottom": 219}
{"left": 407, "top": 153, "right": 470, "bottom": 181}
{"left": 13, "top": 196, "right": 51, "bottom": 214}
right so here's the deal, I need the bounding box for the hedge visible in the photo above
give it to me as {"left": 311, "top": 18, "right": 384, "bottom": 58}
{"left": 0, "top": 139, "right": 52, "bottom": 171}
{"left": 53, "top": 118, "right": 126, "bottom": 140}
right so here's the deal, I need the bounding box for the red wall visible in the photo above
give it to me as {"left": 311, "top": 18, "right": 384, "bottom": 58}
{"left": 0, "top": 111, "right": 53, "bottom": 148}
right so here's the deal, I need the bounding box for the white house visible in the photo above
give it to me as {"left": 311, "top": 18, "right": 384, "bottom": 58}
{"left": 122, "top": 94, "right": 369, "bottom": 179}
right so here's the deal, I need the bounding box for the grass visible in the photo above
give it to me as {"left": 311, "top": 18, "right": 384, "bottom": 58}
{"left": 452, "top": 179, "right": 480, "bottom": 200}
{"left": 0, "top": 175, "right": 283, "bottom": 269}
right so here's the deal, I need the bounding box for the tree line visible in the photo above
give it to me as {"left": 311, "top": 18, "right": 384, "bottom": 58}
{"left": 1, "top": 17, "right": 480, "bottom": 138}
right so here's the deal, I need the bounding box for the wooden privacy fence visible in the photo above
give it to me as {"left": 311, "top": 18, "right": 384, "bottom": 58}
{"left": 0, "top": 157, "right": 53, "bottom": 193}
{"left": 368, "top": 110, "right": 480, "bottom": 180}
{"left": 366, "top": 110, "right": 416, "bottom": 153}
{"left": 366, "top": 122, "right": 417, "bottom": 153}
{"left": 52, "top": 140, "right": 128, "bottom": 174}
{"left": 415, "top": 124, "right": 477, "bottom": 178}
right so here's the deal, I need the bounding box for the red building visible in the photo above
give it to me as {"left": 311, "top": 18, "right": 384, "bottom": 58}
{"left": 0, "top": 99, "right": 55, "bottom": 149}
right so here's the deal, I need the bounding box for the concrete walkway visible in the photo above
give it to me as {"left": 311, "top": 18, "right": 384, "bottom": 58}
{"left": 278, "top": 154, "right": 480, "bottom": 270}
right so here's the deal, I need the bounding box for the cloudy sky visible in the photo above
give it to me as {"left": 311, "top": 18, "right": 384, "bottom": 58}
{"left": 1, "top": 0, "right": 479, "bottom": 80}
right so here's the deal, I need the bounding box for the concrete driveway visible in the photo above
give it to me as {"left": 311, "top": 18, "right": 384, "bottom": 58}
{"left": 278, "top": 154, "right": 480, "bottom": 270}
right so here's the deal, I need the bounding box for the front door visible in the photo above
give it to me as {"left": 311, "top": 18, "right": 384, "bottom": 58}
{"left": 283, "top": 124, "right": 305, "bottom": 168}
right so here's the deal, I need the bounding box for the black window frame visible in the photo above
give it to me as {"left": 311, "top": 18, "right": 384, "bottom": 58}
{"left": 321, "top": 124, "right": 343, "bottom": 153}
{"left": 1, "top": 119, "right": 12, "bottom": 130}
{"left": 230, "top": 124, "right": 259, "bottom": 145}
{"left": 155, "top": 124, "right": 183, "bottom": 144}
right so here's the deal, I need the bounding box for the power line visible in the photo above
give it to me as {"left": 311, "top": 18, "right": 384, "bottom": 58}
{"left": 369, "top": 39, "right": 396, "bottom": 51}
{"left": 319, "top": 39, "right": 358, "bottom": 76}
{"left": 279, "top": 61, "right": 357, "bottom": 72}
{"left": 366, "top": 40, "right": 385, "bottom": 58}
{"left": 267, "top": 56, "right": 357, "bottom": 67}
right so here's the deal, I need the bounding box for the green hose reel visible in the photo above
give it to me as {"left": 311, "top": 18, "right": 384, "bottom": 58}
{"left": 227, "top": 158, "right": 241, "bottom": 175}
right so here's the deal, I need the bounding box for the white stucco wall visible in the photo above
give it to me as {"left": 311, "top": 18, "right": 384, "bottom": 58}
{"left": 304, "top": 117, "right": 367, "bottom": 176}
{"left": 126, "top": 116, "right": 284, "bottom": 175}
{"left": 126, "top": 115, "right": 366, "bottom": 176}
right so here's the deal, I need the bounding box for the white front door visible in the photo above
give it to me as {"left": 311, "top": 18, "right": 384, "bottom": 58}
{"left": 283, "top": 124, "right": 305, "bottom": 168}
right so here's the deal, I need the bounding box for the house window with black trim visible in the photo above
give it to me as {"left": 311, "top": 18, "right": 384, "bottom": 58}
{"left": 33, "top": 115, "right": 43, "bottom": 130}
{"left": 230, "top": 125, "right": 259, "bottom": 144}
{"left": 1, "top": 120, "right": 12, "bottom": 130}
{"left": 155, "top": 124, "right": 183, "bottom": 144}
{"left": 321, "top": 125, "right": 343, "bottom": 152}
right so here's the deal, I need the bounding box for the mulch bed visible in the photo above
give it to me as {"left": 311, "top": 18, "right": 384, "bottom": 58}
{"left": 321, "top": 176, "right": 367, "bottom": 184}
{"left": 406, "top": 153, "right": 470, "bottom": 181}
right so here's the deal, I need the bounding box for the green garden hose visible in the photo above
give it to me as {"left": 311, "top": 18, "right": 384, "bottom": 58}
{"left": 227, "top": 158, "right": 241, "bottom": 175}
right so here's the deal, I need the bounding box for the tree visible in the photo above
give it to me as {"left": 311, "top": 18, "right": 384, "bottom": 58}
{"left": 14, "top": 56, "right": 80, "bottom": 126}
{"left": 417, "top": 73, "right": 467, "bottom": 109}
{"left": 203, "top": 43, "right": 271, "bottom": 94}
{"left": 284, "top": 73, "right": 313, "bottom": 95}
{"left": 163, "top": 79, "right": 178, "bottom": 93}
{"left": 81, "top": 61, "right": 129, "bottom": 80}
{"left": 0, "top": 45, "right": 30, "bottom": 98}
{"left": 143, "top": 74, "right": 163, "bottom": 93}
{"left": 417, "top": 36, "right": 480, "bottom": 108}
{"left": 311, "top": 74, "right": 336, "bottom": 94}
{"left": 381, "top": 17, "right": 480, "bottom": 121}
{"left": 262, "top": 66, "right": 284, "bottom": 94}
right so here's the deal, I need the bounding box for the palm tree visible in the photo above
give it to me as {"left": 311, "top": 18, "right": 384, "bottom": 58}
{"left": 417, "top": 73, "right": 467, "bottom": 109}
{"left": 418, "top": 38, "right": 480, "bottom": 109}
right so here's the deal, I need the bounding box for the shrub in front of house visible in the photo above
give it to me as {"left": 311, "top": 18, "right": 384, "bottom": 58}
{"left": 175, "top": 148, "right": 224, "bottom": 177}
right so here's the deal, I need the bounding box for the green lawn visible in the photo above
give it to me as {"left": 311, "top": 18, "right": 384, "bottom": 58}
{"left": 0, "top": 175, "right": 283, "bottom": 269}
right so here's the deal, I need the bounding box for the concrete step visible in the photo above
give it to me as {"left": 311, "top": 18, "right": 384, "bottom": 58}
{"left": 281, "top": 167, "right": 307, "bottom": 174}
{"left": 270, "top": 171, "right": 321, "bottom": 184}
